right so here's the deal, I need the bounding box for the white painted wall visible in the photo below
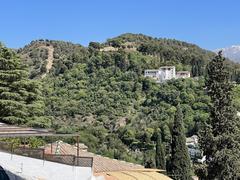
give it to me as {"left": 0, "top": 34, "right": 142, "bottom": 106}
{"left": 160, "top": 66, "right": 176, "bottom": 81}
{"left": 0, "top": 151, "right": 93, "bottom": 180}
{"left": 144, "top": 70, "right": 160, "bottom": 79}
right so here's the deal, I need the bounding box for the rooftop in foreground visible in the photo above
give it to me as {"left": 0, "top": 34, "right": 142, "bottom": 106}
{"left": 44, "top": 141, "right": 144, "bottom": 173}
{"left": 95, "top": 169, "right": 172, "bottom": 180}
{"left": 0, "top": 122, "right": 172, "bottom": 179}
{"left": 0, "top": 151, "right": 92, "bottom": 180}
{"left": 44, "top": 142, "right": 172, "bottom": 180}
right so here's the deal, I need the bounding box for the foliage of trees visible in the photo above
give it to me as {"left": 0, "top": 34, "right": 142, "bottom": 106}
{"left": 0, "top": 44, "right": 50, "bottom": 127}
{"left": 13, "top": 34, "right": 225, "bottom": 163}
{"left": 2, "top": 34, "right": 240, "bottom": 170}
{"left": 199, "top": 52, "right": 240, "bottom": 179}
{"left": 169, "top": 105, "right": 192, "bottom": 180}
{"left": 22, "top": 35, "right": 212, "bottom": 164}
{"left": 155, "top": 129, "right": 166, "bottom": 169}
{"left": 18, "top": 40, "right": 88, "bottom": 78}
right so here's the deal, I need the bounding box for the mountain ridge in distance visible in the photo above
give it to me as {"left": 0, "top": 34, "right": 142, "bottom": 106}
{"left": 215, "top": 45, "right": 240, "bottom": 63}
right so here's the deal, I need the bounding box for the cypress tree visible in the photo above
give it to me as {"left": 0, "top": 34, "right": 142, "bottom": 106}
{"left": 0, "top": 44, "right": 50, "bottom": 127}
{"left": 191, "top": 58, "right": 204, "bottom": 77}
{"left": 155, "top": 130, "right": 166, "bottom": 170}
{"left": 199, "top": 51, "right": 240, "bottom": 179}
{"left": 170, "top": 105, "right": 192, "bottom": 180}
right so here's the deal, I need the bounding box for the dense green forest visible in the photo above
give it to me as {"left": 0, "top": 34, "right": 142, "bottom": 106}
{"left": 1, "top": 33, "right": 240, "bottom": 165}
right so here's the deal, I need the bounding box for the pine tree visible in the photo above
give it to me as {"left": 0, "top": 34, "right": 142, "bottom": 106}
{"left": 170, "top": 105, "right": 192, "bottom": 180}
{"left": 199, "top": 51, "right": 240, "bottom": 179}
{"left": 0, "top": 44, "right": 50, "bottom": 127}
{"left": 155, "top": 130, "right": 166, "bottom": 170}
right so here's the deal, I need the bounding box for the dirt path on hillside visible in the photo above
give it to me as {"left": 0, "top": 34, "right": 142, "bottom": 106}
{"left": 41, "top": 46, "right": 54, "bottom": 78}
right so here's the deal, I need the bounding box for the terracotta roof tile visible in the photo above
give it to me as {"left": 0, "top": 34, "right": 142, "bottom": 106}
{"left": 44, "top": 142, "right": 144, "bottom": 173}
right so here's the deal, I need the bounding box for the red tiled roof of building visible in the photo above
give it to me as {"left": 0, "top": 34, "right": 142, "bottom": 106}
{"left": 95, "top": 169, "right": 172, "bottom": 180}
{"left": 44, "top": 141, "right": 144, "bottom": 173}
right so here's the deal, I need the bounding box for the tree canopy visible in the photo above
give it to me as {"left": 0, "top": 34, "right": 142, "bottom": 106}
{"left": 0, "top": 44, "right": 50, "bottom": 127}
{"left": 1, "top": 34, "right": 240, "bottom": 169}
{"left": 199, "top": 52, "right": 240, "bottom": 179}
{"left": 169, "top": 105, "right": 192, "bottom": 180}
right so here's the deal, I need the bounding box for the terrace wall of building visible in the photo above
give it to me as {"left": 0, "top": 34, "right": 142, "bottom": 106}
{"left": 0, "top": 151, "right": 93, "bottom": 180}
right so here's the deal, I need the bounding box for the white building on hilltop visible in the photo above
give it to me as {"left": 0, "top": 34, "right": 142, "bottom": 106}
{"left": 144, "top": 66, "right": 190, "bottom": 83}
{"left": 159, "top": 66, "right": 176, "bottom": 81}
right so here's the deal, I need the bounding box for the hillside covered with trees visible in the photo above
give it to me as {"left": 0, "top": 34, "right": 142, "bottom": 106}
{"left": 1, "top": 33, "right": 240, "bottom": 166}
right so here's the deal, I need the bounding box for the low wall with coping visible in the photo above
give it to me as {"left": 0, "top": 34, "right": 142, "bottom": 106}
{"left": 0, "top": 151, "right": 93, "bottom": 180}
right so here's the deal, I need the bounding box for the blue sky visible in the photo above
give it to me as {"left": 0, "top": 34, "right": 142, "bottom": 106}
{"left": 1, "top": 0, "right": 240, "bottom": 50}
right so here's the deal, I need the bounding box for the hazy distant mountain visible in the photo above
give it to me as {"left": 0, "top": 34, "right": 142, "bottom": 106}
{"left": 215, "top": 45, "right": 240, "bottom": 63}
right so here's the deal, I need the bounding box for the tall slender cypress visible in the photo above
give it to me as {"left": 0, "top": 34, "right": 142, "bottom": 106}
{"left": 199, "top": 51, "right": 240, "bottom": 179}
{"left": 155, "top": 131, "right": 166, "bottom": 170}
{"left": 170, "top": 105, "right": 192, "bottom": 180}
